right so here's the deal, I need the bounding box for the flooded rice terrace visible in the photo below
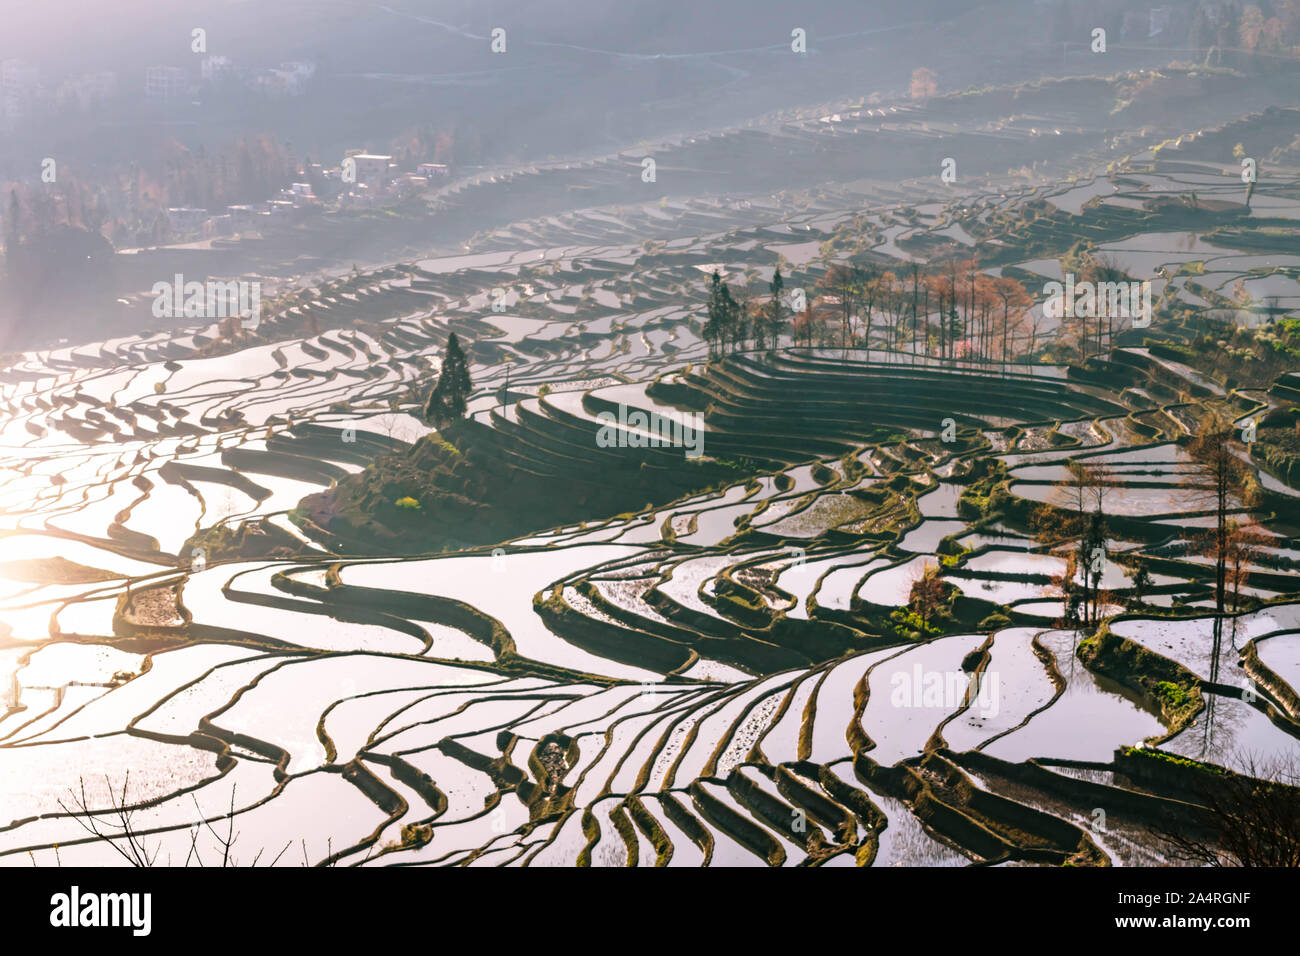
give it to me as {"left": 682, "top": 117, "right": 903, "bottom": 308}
{"left": 4, "top": 69, "right": 1300, "bottom": 868}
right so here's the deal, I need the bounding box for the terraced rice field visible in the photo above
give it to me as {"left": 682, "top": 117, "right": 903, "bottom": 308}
{"left": 3, "top": 73, "right": 1300, "bottom": 868}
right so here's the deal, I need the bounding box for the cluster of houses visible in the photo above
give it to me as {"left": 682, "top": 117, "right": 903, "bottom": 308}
{"left": 166, "top": 182, "right": 320, "bottom": 240}
{"left": 164, "top": 153, "right": 450, "bottom": 239}
{"left": 337, "top": 153, "right": 450, "bottom": 208}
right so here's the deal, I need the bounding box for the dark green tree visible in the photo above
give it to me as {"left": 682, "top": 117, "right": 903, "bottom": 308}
{"left": 704, "top": 270, "right": 724, "bottom": 356}
{"left": 946, "top": 306, "right": 962, "bottom": 360}
{"left": 704, "top": 270, "right": 741, "bottom": 356}
{"left": 767, "top": 267, "right": 785, "bottom": 351}
{"left": 1131, "top": 564, "right": 1152, "bottom": 606}
{"left": 424, "top": 332, "right": 473, "bottom": 424}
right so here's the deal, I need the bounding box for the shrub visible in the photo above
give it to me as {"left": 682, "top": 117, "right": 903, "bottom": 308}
{"left": 889, "top": 607, "right": 943, "bottom": 638}
{"left": 1154, "top": 680, "right": 1186, "bottom": 708}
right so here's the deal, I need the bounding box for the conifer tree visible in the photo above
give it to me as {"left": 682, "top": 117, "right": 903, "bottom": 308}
{"left": 424, "top": 332, "right": 473, "bottom": 424}
{"left": 767, "top": 267, "right": 785, "bottom": 351}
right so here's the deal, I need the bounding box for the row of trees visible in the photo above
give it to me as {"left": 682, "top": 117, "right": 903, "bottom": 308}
{"left": 701, "top": 250, "right": 1155, "bottom": 366}
{"left": 2, "top": 136, "right": 302, "bottom": 253}
{"left": 3, "top": 184, "right": 116, "bottom": 322}
{"left": 701, "top": 260, "right": 1046, "bottom": 365}
{"left": 1050, "top": 0, "right": 1300, "bottom": 58}
{"left": 702, "top": 267, "right": 789, "bottom": 356}
{"left": 810, "top": 260, "right": 1039, "bottom": 364}
{"left": 1196, "top": 1, "right": 1300, "bottom": 57}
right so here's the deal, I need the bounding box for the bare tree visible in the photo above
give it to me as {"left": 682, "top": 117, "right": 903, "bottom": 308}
{"left": 1033, "top": 461, "right": 1112, "bottom": 628}
{"left": 1183, "top": 410, "right": 1257, "bottom": 617}
{"left": 1155, "top": 753, "right": 1300, "bottom": 867}
{"left": 59, "top": 775, "right": 294, "bottom": 867}
{"left": 59, "top": 773, "right": 162, "bottom": 867}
